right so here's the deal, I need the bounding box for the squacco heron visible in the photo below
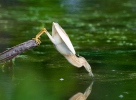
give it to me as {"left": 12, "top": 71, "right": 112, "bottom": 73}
{"left": 33, "top": 22, "right": 94, "bottom": 77}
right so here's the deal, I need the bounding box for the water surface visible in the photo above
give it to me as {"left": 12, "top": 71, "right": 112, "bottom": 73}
{"left": 0, "top": 0, "right": 136, "bottom": 100}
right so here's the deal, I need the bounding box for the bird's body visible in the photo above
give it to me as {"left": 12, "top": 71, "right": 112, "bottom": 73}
{"left": 47, "top": 22, "right": 75, "bottom": 55}
{"left": 34, "top": 22, "right": 94, "bottom": 77}
{"left": 44, "top": 22, "right": 94, "bottom": 77}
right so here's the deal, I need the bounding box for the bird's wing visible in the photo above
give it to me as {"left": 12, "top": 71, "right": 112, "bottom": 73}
{"left": 52, "top": 22, "right": 76, "bottom": 54}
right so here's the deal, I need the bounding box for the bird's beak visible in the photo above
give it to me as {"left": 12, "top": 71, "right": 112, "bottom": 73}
{"left": 83, "top": 61, "right": 94, "bottom": 78}
{"left": 89, "top": 72, "right": 94, "bottom": 78}
{"left": 85, "top": 66, "right": 94, "bottom": 78}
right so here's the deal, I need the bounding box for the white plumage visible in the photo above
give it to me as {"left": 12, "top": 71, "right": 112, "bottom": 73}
{"left": 44, "top": 22, "right": 94, "bottom": 77}
{"left": 33, "top": 22, "right": 94, "bottom": 77}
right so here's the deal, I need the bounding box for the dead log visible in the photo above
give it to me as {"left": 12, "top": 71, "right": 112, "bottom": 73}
{"left": 0, "top": 39, "right": 39, "bottom": 63}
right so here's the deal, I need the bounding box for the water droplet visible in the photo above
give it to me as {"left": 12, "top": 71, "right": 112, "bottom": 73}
{"left": 119, "top": 94, "right": 124, "bottom": 98}
{"left": 60, "top": 78, "right": 64, "bottom": 81}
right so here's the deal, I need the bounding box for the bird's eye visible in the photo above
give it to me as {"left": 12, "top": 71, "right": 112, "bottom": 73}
{"left": 76, "top": 54, "right": 80, "bottom": 57}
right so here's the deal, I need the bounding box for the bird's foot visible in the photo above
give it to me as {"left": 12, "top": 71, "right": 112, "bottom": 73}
{"left": 32, "top": 37, "right": 41, "bottom": 45}
{"left": 32, "top": 28, "right": 47, "bottom": 45}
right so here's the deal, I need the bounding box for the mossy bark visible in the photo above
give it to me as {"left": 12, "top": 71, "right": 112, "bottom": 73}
{"left": 0, "top": 40, "right": 38, "bottom": 63}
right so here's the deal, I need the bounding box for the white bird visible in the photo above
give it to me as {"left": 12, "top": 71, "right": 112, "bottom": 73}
{"left": 33, "top": 22, "right": 94, "bottom": 77}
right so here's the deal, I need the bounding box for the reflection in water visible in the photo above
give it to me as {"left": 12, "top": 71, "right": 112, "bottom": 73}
{"left": 69, "top": 81, "right": 94, "bottom": 100}
{"left": 0, "top": 61, "right": 13, "bottom": 72}
{"left": 0, "top": 63, "right": 14, "bottom": 100}
{"left": 0, "top": 63, "right": 94, "bottom": 100}
{"left": 0, "top": 0, "right": 136, "bottom": 99}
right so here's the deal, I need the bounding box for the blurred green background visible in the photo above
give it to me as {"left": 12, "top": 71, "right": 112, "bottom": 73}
{"left": 0, "top": 0, "right": 136, "bottom": 100}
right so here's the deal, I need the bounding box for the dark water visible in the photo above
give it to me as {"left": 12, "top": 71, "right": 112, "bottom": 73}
{"left": 0, "top": 0, "right": 136, "bottom": 100}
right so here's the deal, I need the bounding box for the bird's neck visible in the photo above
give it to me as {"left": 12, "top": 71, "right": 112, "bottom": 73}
{"left": 63, "top": 54, "right": 83, "bottom": 68}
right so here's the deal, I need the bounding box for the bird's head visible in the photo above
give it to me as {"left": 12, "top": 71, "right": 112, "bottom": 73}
{"left": 79, "top": 56, "right": 94, "bottom": 77}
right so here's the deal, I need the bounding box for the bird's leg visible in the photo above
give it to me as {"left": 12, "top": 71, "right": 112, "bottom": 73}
{"left": 32, "top": 28, "right": 47, "bottom": 45}
{"left": 44, "top": 29, "right": 56, "bottom": 44}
